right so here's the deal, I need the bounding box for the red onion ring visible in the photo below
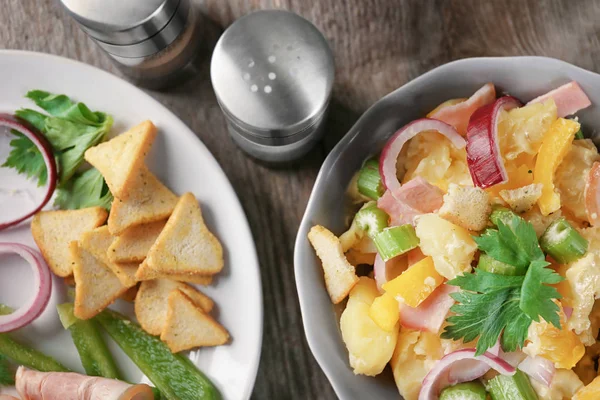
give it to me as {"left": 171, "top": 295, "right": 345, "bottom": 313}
{"left": 0, "top": 114, "right": 56, "bottom": 231}
{"left": 419, "top": 348, "right": 515, "bottom": 400}
{"left": 0, "top": 243, "right": 52, "bottom": 332}
{"left": 518, "top": 355, "right": 555, "bottom": 387}
{"left": 465, "top": 96, "right": 522, "bottom": 188}
{"left": 379, "top": 118, "right": 466, "bottom": 193}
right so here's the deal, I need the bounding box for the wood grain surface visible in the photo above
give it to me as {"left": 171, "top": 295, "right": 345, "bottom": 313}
{"left": 2, "top": 0, "right": 600, "bottom": 398}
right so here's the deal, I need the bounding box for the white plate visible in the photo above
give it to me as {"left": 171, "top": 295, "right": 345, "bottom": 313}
{"left": 0, "top": 50, "right": 263, "bottom": 399}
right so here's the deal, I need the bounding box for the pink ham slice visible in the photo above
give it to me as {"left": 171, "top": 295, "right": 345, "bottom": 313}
{"left": 428, "top": 83, "right": 496, "bottom": 135}
{"left": 528, "top": 81, "right": 591, "bottom": 117}
{"left": 377, "top": 177, "right": 444, "bottom": 226}
{"left": 399, "top": 284, "right": 458, "bottom": 333}
{"left": 407, "top": 247, "right": 426, "bottom": 267}
{"left": 15, "top": 367, "right": 154, "bottom": 400}
{"left": 0, "top": 396, "right": 20, "bottom": 400}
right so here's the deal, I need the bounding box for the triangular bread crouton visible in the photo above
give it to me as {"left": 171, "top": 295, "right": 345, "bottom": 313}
{"left": 120, "top": 284, "right": 139, "bottom": 302}
{"left": 31, "top": 207, "right": 108, "bottom": 277}
{"left": 307, "top": 225, "right": 359, "bottom": 304}
{"left": 108, "top": 220, "right": 166, "bottom": 263}
{"left": 161, "top": 289, "right": 229, "bottom": 352}
{"left": 438, "top": 184, "right": 491, "bottom": 231}
{"left": 108, "top": 167, "right": 178, "bottom": 235}
{"left": 136, "top": 193, "right": 223, "bottom": 280}
{"left": 135, "top": 279, "right": 214, "bottom": 335}
{"left": 79, "top": 226, "right": 138, "bottom": 288}
{"left": 84, "top": 120, "right": 156, "bottom": 200}
{"left": 135, "top": 261, "right": 214, "bottom": 285}
{"left": 70, "top": 242, "right": 129, "bottom": 319}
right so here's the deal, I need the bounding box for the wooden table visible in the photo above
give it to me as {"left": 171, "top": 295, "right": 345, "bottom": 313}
{"left": 2, "top": 0, "right": 600, "bottom": 398}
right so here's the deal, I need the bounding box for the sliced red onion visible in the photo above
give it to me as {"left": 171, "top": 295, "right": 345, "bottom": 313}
{"left": 428, "top": 83, "right": 497, "bottom": 135}
{"left": 563, "top": 305, "right": 574, "bottom": 320}
{"left": 0, "top": 114, "right": 56, "bottom": 231}
{"left": 585, "top": 162, "right": 600, "bottom": 226}
{"left": 419, "top": 348, "right": 516, "bottom": 400}
{"left": 374, "top": 253, "right": 386, "bottom": 291}
{"left": 445, "top": 341, "right": 501, "bottom": 385}
{"left": 379, "top": 118, "right": 466, "bottom": 193}
{"left": 466, "top": 96, "right": 522, "bottom": 188}
{"left": 373, "top": 253, "right": 407, "bottom": 291}
{"left": 528, "top": 81, "right": 591, "bottom": 118}
{"left": 0, "top": 243, "right": 52, "bottom": 332}
{"left": 518, "top": 355, "right": 555, "bottom": 387}
{"left": 500, "top": 350, "right": 527, "bottom": 368}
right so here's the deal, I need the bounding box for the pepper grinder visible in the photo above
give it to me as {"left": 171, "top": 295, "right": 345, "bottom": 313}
{"left": 59, "top": 0, "right": 205, "bottom": 89}
{"left": 211, "top": 10, "right": 335, "bottom": 162}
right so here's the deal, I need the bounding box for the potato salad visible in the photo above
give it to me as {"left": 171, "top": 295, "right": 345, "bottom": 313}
{"left": 308, "top": 81, "right": 600, "bottom": 399}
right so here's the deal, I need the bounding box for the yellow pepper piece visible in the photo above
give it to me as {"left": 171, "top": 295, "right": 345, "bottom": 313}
{"left": 486, "top": 163, "right": 534, "bottom": 198}
{"left": 550, "top": 262, "right": 573, "bottom": 307}
{"left": 574, "top": 375, "right": 600, "bottom": 400}
{"left": 534, "top": 118, "right": 580, "bottom": 215}
{"left": 369, "top": 292, "right": 400, "bottom": 331}
{"left": 382, "top": 256, "right": 443, "bottom": 307}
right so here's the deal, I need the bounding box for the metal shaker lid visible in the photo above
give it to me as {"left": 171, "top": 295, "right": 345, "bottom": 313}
{"left": 59, "top": 0, "right": 182, "bottom": 46}
{"left": 211, "top": 10, "right": 335, "bottom": 138}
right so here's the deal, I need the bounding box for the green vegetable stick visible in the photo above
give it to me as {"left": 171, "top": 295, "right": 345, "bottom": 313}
{"left": 0, "top": 306, "right": 70, "bottom": 373}
{"left": 357, "top": 159, "right": 385, "bottom": 200}
{"left": 540, "top": 218, "right": 588, "bottom": 263}
{"left": 440, "top": 381, "right": 488, "bottom": 400}
{"left": 0, "top": 354, "right": 15, "bottom": 386}
{"left": 57, "top": 303, "right": 121, "bottom": 379}
{"left": 575, "top": 129, "right": 585, "bottom": 140}
{"left": 95, "top": 309, "right": 221, "bottom": 400}
{"left": 489, "top": 207, "right": 516, "bottom": 227}
{"left": 478, "top": 253, "right": 521, "bottom": 276}
{"left": 373, "top": 224, "right": 419, "bottom": 261}
{"left": 487, "top": 370, "right": 538, "bottom": 400}
{"left": 354, "top": 205, "right": 389, "bottom": 238}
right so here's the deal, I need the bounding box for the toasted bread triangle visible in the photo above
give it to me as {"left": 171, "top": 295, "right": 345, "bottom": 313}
{"left": 31, "top": 207, "right": 108, "bottom": 277}
{"left": 135, "top": 260, "right": 214, "bottom": 284}
{"left": 70, "top": 242, "right": 129, "bottom": 320}
{"left": 135, "top": 279, "right": 214, "bottom": 336}
{"left": 138, "top": 193, "right": 223, "bottom": 278}
{"left": 161, "top": 289, "right": 229, "bottom": 352}
{"left": 79, "top": 226, "right": 138, "bottom": 288}
{"left": 84, "top": 120, "right": 156, "bottom": 199}
{"left": 108, "top": 219, "right": 166, "bottom": 263}
{"left": 108, "top": 167, "right": 178, "bottom": 235}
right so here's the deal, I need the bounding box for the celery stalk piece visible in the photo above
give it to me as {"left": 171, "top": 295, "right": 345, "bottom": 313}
{"left": 575, "top": 129, "right": 584, "bottom": 139}
{"left": 357, "top": 159, "right": 385, "bottom": 200}
{"left": 373, "top": 224, "right": 419, "bottom": 261}
{"left": 354, "top": 205, "right": 389, "bottom": 238}
{"left": 478, "top": 253, "right": 521, "bottom": 276}
{"left": 540, "top": 218, "right": 588, "bottom": 263}
{"left": 490, "top": 207, "right": 516, "bottom": 227}
{"left": 487, "top": 370, "right": 539, "bottom": 400}
{"left": 440, "top": 381, "right": 488, "bottom": 400}
{"left": 57, "top": 303, "right": 121, "bottom": 379}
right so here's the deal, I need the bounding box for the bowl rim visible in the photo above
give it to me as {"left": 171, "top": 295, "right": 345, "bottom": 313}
{"left": 293, "top": 55, "right": 600, "bottom": 399}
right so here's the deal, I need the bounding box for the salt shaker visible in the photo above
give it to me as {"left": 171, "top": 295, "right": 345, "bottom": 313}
{"left": 211, "top": 10, "right": 335, "bottom": 162}
{"left": 59, "top": 0, "right": 205, "bottom": 89}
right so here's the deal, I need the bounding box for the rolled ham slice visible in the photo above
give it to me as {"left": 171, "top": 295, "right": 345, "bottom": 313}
{"left": 377, "top": 177, "right": 444, "bottom": 226}
{"left": 527, "top": 81, "right": 591, "bottom": 117}
{"left": 15, "top": 367, "right": 154, "bottom": 400}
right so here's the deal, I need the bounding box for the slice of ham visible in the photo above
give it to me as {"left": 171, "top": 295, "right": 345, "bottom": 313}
{"left": 428, "top": 83, "right": 496, "bottom": 135}
{"left": 0, "top": 396, "right": 20, "bottom": 400}
{"left": 377, "top": 177, "right": 444, "bottom": 226}
{"left": 374, "top": 253, "right": 408, "bottom": 291}
{"left": 15, "top": 367, "right": 154, "bottom": 400}
{"left": 527, "top": 81, "right": 591, "bottom": 117}
{"left": 407, "top": 247, "right": 426, "bottom": 267}
{"left": 399, "top": 284, "right": 458, "bottom": 333}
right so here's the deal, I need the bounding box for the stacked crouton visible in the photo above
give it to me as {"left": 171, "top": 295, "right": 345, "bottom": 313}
{"left": 31, "top": 121, "right": 229, "bottom": 353}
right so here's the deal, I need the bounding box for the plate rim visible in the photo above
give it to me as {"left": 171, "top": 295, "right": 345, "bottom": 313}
{"left": 0, "top": 49, "right": 264, "bottom": 400}
{"left": 294, "top": 55, "right": 600, "bottom": 399}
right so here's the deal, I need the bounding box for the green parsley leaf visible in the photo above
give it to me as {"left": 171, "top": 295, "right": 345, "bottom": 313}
{"left": 2, "top": 91, "right": 113, "bottom": 188}
{"left": 26, "top": 90, "right": 107, "bottom": 126}
{"left": 474, "top": 214, "right": 543, "bottom": 271}
{"left": 443, "top": 270, "right": 527, "bottom": 355}
{"left": 1, "top": 131, "right": 49, "bottom": 186}
{"left": 0, "top": 354, "right": 14, "bottom": 386}
{"left": 520, "top": 259, "right": 563, "bottom": 328}
{"left": 55, "top": 168, "right": 113, "bottom": 211}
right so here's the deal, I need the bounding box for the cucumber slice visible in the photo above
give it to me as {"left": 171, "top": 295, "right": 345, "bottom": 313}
{"left": 487, "top": 370, "right": 538, "bottom": 400}
{"left": 440, "top": 381, "right": 488, "bottom": 400}
{"left": 490, "top": 207, "right": 516, "bottom": 227}
{"left": 540, "top": 217, "right": 588, "bottom": 263}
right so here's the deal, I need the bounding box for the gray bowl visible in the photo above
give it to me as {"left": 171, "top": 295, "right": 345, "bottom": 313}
{"left": 294, "top": 56, "right": 600, "bottom": 399}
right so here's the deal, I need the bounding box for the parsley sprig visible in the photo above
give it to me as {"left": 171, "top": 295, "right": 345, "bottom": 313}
{"left": 2, "top": 90, "right": 114, "bottom": 210}
{"left": 441, "top": 214, "right": 564, "bottom": 355}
